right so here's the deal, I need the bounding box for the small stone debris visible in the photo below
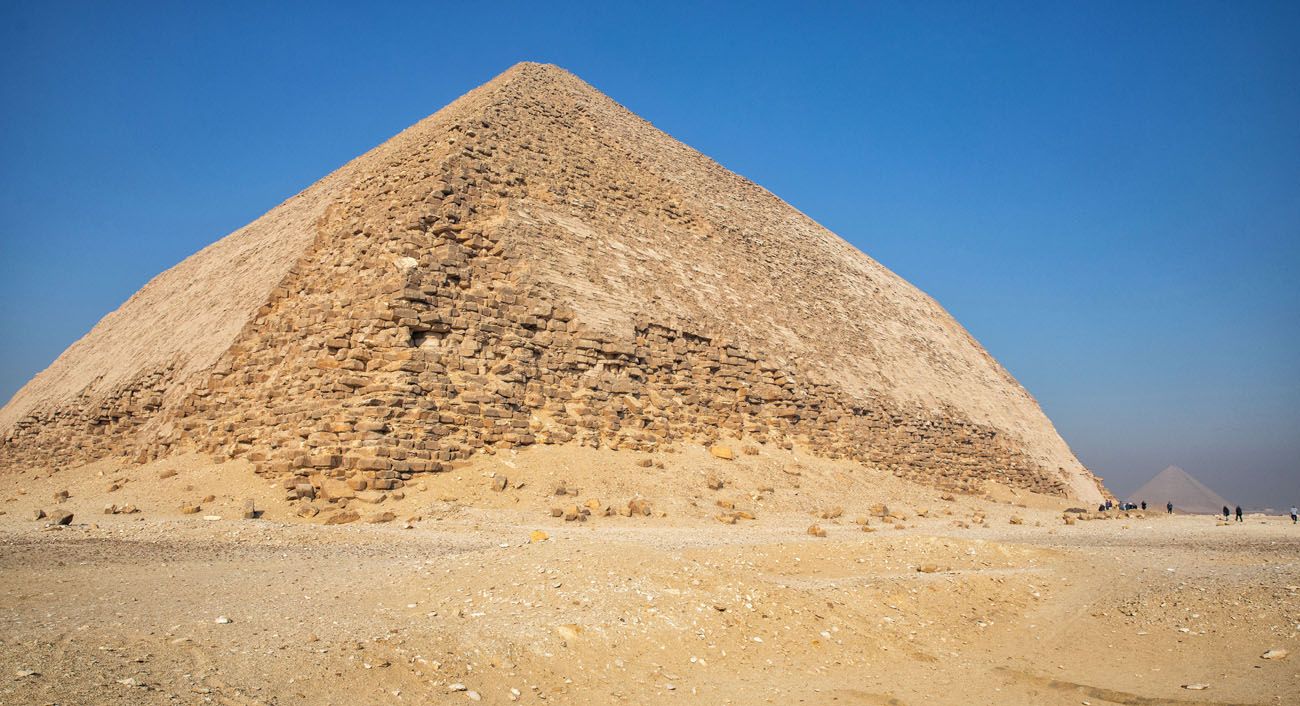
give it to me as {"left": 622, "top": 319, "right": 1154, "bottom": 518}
{"left": 706, "top": 476, "right": 724, "bottom": 490}
{"left": 48, "top": 510, "right": 73, "bottom": 525}
{"left": 31, "top": 508, "right": 45, "bottom": 521}
{"left": 14, "top": 668, "right": 38, "bottom": 678}
{"left": 215, "top": 616, "right": 232, "bottom": 624}
{"left": 323, "top": 510, "right": 360, "bottom": 525}
{"left": 807, "top": 524, "right": 827, "bottom": 538}
{"left": 103, "top": 504, "right": 139, "bottom": 515}
{"left": 1182, "top": 683, "right": 1209, "bottom": 690}
{"left": 241, "top": 499, "right": 258, "bottom": 519}
{"left": 466, "top": 691, "right": 481, "bottom": 702}
{"left": 491, "top": 475, "right": 508, "bottom": 492}
{"left": 530, "top": 530, "right": 549, "bottom": 542}
{"left": 448, "top": 683, "right": 468, "bottom": 692}
{"left": 1009, "top": 515, "right": 1025, "bottom": 525}
{"left": 917, "top": 564, "right": 941, "bottom": 573}
{"left": 1261, "top": 648, "right": 1288, "bottom": 660}
{"left": 709, "top": 445, "right": 734, "bottom": 460}
{"left": 180, "top": 503, "right": 201, "bottom": 515}
{"left": 158, "top": 469, "right": 177, "bottom": 479}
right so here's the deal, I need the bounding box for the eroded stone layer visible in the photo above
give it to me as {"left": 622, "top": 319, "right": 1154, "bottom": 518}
{"left": 0, "top": 63, "right": 1104, "bottom": 502}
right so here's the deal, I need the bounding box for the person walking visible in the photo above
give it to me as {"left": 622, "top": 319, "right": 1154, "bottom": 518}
{"left": 1290, "top": 506, "right": 1297, "bottom": 524}
{"left": 1235, "top": 505, "right": 1243, "bottom": 522}
{"left": 1222, "top": 506, "right": 1230, "bottom": 522}
{"left": 1140, "top": 501, "right": 1147, "bottom": 511}
{"left": 1167, "top": 501, "right": 1173, "bottom": 514}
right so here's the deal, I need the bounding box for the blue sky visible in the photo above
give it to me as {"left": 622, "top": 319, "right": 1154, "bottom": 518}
{"left": 1, "top": 1, "right": 1297, "bottom": 505}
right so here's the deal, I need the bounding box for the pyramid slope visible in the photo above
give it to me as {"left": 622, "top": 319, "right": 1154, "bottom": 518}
{"left": 1127, "top": 466, "right": 1230, "bottom": 514}
{"left": 0, "top": 63, "right": 1104, "bottom": 503}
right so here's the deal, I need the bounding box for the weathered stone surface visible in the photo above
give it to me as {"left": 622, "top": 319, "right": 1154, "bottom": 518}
{"left": 0, "top": 63, "right": 1104, "bottom": 504}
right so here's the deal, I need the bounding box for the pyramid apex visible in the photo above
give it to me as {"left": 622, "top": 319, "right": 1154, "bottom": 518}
{"left": 490, "top": 61, "right": 584, "bottom": 86}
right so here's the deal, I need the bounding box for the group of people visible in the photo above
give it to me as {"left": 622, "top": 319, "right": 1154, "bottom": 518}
{"left": 1103, "top": 500, "right": 1300, "bottom": 524}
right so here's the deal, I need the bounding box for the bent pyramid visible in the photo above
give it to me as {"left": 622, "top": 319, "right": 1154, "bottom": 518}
{"left": 0, "top": 63, "right": 1104, "bottom": 503}
{"left": 1127, "top": 466, "right": 1228, "bottom": 514}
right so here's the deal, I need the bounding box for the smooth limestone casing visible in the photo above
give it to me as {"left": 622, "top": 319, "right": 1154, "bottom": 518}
{"left": 0, "top": 63, "right": 1105, "bottom": 503}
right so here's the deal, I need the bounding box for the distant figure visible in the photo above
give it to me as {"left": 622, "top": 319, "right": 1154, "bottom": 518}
{"left": 1167, "top": 501, "right": 1173, "bottom": 514}
{"left": 1098, "top": 503, "right": 1106, "bottom": 513}
{"left": 1222, "top": 506, "right": 1230, "bottom": 521}
{"left": 1235, "top": 506, "right": 1243, "bottom": 522}
{"left": 1290, "top": 506, "right": 1297, "bottom": 524}
{"left": 1105, "top": 499, "right": 1113, "bottom": 511}
{"left": 1140, "top": 501, "right": 1147, "bottom": 511}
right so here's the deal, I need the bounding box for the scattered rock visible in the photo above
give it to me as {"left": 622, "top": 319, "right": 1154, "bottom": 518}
{"left": 807, "top": 524, "right": 827, "bottom": 537}
{"left": 706, "top": 476, "right": 724, "bottom": 490}
{"left": 31, "top": 508, "right": 45, "bottom": 521}
{"left": 1009, "top": 515, "right": 1024, "bottom": 525}
{"left": 180, "top": 504, "right": 201, "bottom": 514}
{"left": 215, "top": 616, "right": 232, "bottom": 624}
{"left": 323, "top": 510, "right": 360, "bottom": 525}
{"left": 241, "top": 499, "right": 258, "bottom": 519}
{"left": 709, "top": 445, "right": 734, "bottom": 460}
{"left": 1261, "top": 648, "right": 1288, "bottom": 660}
{"left": 48, "top": 510, "right": 73, "bottom": 525}
{"left": 491, "top": 475, "right": 508, "bottom": 492}
{"left": 628, "top": 498, "right": 652, "bottom": 516}
{"left": 1182, "top": 683, "right": 1209, "bottom": 690}
{"left": 530, "top": 530, "right": 549, "bottom": 542}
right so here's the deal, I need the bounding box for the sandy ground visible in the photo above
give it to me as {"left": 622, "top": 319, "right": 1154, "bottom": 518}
{"left": 0, "top": 445, "right": 1296, "bottom": 705}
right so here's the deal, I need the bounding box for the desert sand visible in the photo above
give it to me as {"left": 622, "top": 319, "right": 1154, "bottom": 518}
{"left": 2, "top": 444, "right": 1294, "bottom": 705}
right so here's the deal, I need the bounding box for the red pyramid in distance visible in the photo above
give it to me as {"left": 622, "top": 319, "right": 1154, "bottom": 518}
{"left": 1126, "top": 466, "right": 1231, "bottom": 514}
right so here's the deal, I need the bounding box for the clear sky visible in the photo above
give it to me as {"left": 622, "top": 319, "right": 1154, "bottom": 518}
{"left": 1, "top": 1, "right": 1297, "bottom": 507}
